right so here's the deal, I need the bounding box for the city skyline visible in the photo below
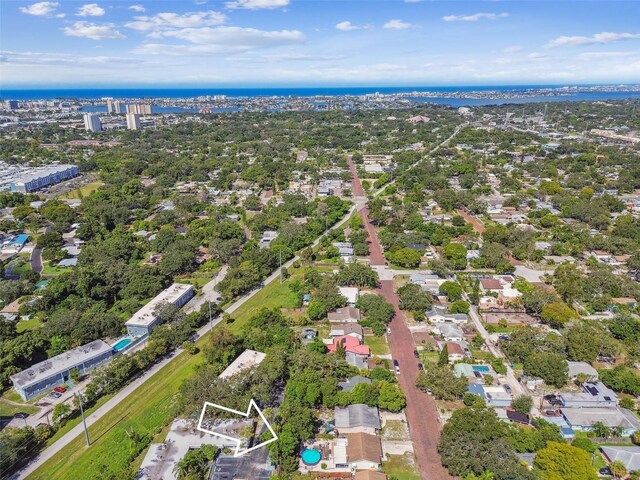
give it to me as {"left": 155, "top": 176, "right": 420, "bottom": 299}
{"left": 1, "top": 1, "right": 640, "bottom": 87}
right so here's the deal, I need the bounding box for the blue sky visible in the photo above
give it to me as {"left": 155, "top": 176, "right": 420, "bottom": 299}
{"left": 1, "top": 0, "right": 640, "bottom": 87}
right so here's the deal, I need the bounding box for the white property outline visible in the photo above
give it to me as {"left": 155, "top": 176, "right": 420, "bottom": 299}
{"left": 196, "top": 399, "right": 278, "bottom": 457}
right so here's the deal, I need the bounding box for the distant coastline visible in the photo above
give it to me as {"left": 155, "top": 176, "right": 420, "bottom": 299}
{"left": 2, "top": 84, "right": 640, "bottom": 102}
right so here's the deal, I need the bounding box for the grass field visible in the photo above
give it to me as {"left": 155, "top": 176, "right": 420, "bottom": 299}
{"left": 27, "top": 271, "right": 303, "bottom": 480}
{"left": 382, "top": 452, "right": 420, "bottom": 480}
{"left": 58, "top": 181, "right": 103, "bottom": 200}
{"left": 0, "top": 400, "right": 40, "bottom": 418}
{"left": 42, "top": 262, "right": 66, "bottom": 276}
{"left": 365, "top": 335, "right": 390, "bottom": 355}
{"left": 16, "top": 317, "right": 43, "bottom": 333}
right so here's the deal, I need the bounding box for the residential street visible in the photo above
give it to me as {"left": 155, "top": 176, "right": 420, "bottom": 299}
{"left": 349, "top": 156, "right": 452, "bottom": 480}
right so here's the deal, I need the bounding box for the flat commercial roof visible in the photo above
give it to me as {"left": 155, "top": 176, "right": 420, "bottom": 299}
{"left": 10, "top": 164, "right": 78, "bottom": 186}
{"left": 219, "top": 349, "right": 266, "bottom": 379}
{"left": 125, "top": 283, "right": 193, "bottom": 328}
{"left": 10, "top": 339, "right": 112, "bottom": 390}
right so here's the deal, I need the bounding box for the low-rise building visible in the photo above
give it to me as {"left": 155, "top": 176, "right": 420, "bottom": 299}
{"left": 338, "top": 287, "right": 360, "bottom": 306}
{"left": 346, "top": 432, "right": 383, "bottom": 470}
{"left": 334, "top": 404, "right": 381, "bottom": 434}
{"left": 328, "top": 307, "right": 361, "bottom": 323}
{"left": 219, "top": 349, "right": 266, "bottom": 380}
{"left": 559, "top": 382, "right": 618, "bottom": 408}
{"left": 11, "top": 340, "right": 113, "bottom": 400}
{"left": 561, "top": 407, "right": 640, "bottom": 436}
{"left": 125, "top": 283, "right": 194, "bottom": 336}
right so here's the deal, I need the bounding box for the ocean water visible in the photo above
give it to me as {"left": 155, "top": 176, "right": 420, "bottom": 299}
{"left": 2, "top": 85, "right": 640, "bottom": 107}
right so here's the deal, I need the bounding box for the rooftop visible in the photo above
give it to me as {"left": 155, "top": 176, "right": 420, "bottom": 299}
{"left": 219, "top": 349, "right": 266, "bottom": 380}
{"left": 601, "top": 446, "right": 640, "bottom": 471}
{"left": 562, "top": 407, "right": 640, "bottom": 430}
{"left": 335, "top": 404, "right": 380, "bottom": 430}
{"left": 125, "top": 283, "right": 193, "bottom": 328}
{"left": 346, "top": 432, "right": 382, "bottom": 463}
{"left": 10, "top": 339, "right": 112, "bottom": 389}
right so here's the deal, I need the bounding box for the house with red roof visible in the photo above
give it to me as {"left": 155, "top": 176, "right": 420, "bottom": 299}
{"left": 327, "top": 335, "right": 371, "bottom": 356}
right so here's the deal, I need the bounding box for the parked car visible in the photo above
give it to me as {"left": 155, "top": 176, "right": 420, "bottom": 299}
{"left": 53, "top": 386, "right": 66, "bottom": 394}
{"left": 503, "top": 384, "right": 512, "bottom": 394}
{"left": 48, "top": 392, "right": 62, "bottom": 399}
{"left": 387, "top": 328, "right": 391, "bottom": 334}
{"left": 393, "top": 359, "right": 400, "bottom": 375}
{"left": 417, "top": 363, "right": 424, "bottom": 371}
{"left": 413, "top": 350, "right": 419, "bottom": 358}
{"left": 14, "top": 412, "right": 29, "bottom": 419}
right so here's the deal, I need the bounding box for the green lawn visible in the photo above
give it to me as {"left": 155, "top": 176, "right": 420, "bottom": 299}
{"left": 11, "top": 260, "right": 32, "bottom": 277}
{"left": 420, "top": 351, "right": 440, "bottom": 364}
{"left": 0, "top": 400, "right": 40, "bottom": 418}
{"left": 382, "top": 452, "right": 420, "bottom": 480}
{"left": 16, "top": 317, "right": 43, "bottom": 333}
{"left": 365, "top": 335, "right": 390, "bottom": 355}
{"left": 42, "top": 262, "right": 66, "bottom": 276}
{"left": 27, "top": 271, "right": 304, "bottom": 480}
{"left": 58, "top": 181, "right": 103, "bottom": 200}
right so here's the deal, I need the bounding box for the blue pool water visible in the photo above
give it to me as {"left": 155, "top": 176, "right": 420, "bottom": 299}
{"left": 472, "top": 365, "right": 490, "bottom": 373}
{"left": 113, "top": 338, "right": 132, "bottom": 352}
{"left": 301, "top": 449, "right": 321, "bottom": 466}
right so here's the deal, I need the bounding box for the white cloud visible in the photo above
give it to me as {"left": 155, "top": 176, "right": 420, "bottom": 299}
{"left": 546, "top": 32, "right": 640, "bottom": 48}
{"left": 335, "top": 21, "right": 360, "bottom": 31}
{"left": 63, "top": 21, "right": 125, "bottom": 40}
{"left": 134, "top": 26, "right": 304, "bottom": 55}
{"left": 224, "top": 0, "right": 288, "bottom": 10}
{"left": 126, "top": 11, "right": 226, "bottom": 31}
{"left": 503, "top": 45, "right": 523, "bottom": 53}
{"left": 76, "top": 3, "right": 105, "bottom": 16}
{"left": 443, "top": 12, "right": 508, "bottom": 22}
{"left": 128, "top": 5, "right": 146, "bottom": 13}
{"left": 383, "top": 19, "right": 412, "bottom": 30}
{"left": 577, "top": 51, "right": 638, "bottom": 60}
{"left": 19, "top": 2, "right": 60, "bottom": 16}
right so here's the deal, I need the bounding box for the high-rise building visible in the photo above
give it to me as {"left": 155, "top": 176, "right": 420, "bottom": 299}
{"left": 6, "top": 100, "right": 19, "bottom": 110}
{"left": 106, "top": 99, "right": 123, "bottom": 114}
{"left": 126, "top": 112, "right": 142, "bottom": 130}
{"left": 83, "top": 113, "right": 102, "bottom": 132}
{"left": 126, "top": 103, "right": 152, "bottom": 115}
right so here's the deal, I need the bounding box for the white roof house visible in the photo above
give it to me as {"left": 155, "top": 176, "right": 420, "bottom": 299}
{"left": 219, "top": 349, "right": 266, "bottom": 379}
{"left": 125, "top": 283, "right": 194, "bottom": 335}
{"left": 339, "top": 287, "right": 360, "bottom": 306}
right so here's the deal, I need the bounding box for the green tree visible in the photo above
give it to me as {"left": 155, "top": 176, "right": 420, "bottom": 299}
{"left": 390, "top": 247, "right": 422, "bottom": 268}
{"left": 533, "top": 442, "right": 597, "bottom": 480}
{"left": 439, "top": 281, "right": 463, "bottom": 301}
{"left": 511, "top": 395, "right": 533, "bottom": 415}
{"left": 397, "top": 283, "right": 433, "bottom": 311}
{"left": 523, "top": 352, "right": 568, "bottom": 388}
{"left": 610, "top": 460, "right": 627, "bottom": 480}
{"left": 541, "top": 302, "right": 577, "bottom": 329}
{"left": 444, "top": 243, "right": 468, "bottom": 270}
{"left": 438, "top": 344, "right": 449, "bottom": 366}
{"left": 307, "top": 300, "right": 328, "bottom": 321}
{"left": 52, "top": 403, "right": 71, "bottom": 424}
{"left": 377, "top": 382, "right": 406, "bottom": 412}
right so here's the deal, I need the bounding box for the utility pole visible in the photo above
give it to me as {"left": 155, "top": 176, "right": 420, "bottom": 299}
{"left": 279, "top": 249, "right": 283, "bottom": 283}
{"left": 76, "top": 392, "right": 90, "bottom": 447}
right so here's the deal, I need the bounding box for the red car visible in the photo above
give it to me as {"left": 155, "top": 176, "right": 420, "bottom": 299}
{"left": 53, "top": 386, "right": 66, "bottom": 394}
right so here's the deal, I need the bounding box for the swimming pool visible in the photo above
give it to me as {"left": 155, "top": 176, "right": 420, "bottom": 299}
{"left": 472, "top": 365, "right": 490, "bottom": 373}
{"left": 112, "top": 338, "right": 132, "bottom": 352}
{"left": 301, "top": 449, "right": 321, "bottom": 466}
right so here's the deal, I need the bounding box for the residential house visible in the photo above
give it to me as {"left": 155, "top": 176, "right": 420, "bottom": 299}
{"left": 467, "top": 383, "right": 512, "bottom": 407}
{"left": 559, "top": 382, "right": 618, "bottom": 408}
{"left": 327, "top": 336, "right": 370, "bottom": 356}
{"left": 346, "top": 433, "right": 383, "bottom": 470}
{"left": 561, "top": 407, "right": 640, "bottom": 436}
{"left": 601, "top": 446, "right": 640, "bottom": 472}
{"left": 329, "top": 323, "right": 364, "bottom": 341}
{"left": 328, "top": 307, "right": 361, "bottom": 323}
{"left": 338, "top": 375, "right": 372, "bottom": 392}
{"left": 566, "top": 361, "right": 599, "bottom": 382}
{"left": 480, "top": 278, "right": 503, "bottom": 293}
{"left": 434, "top": 323, "right": 465, "bottom": 342}
{"left": 334, "top": 404, "right": 381, "bottom": 434}
{"left": 425, "top": 306, "right": 468, "bottom": 325}
{"left": 338, "top": 287, "right": 360, "bottom": 306}
{"left": 446, "top": 342, "right": 465, "bottom": 362}
{"left": 258, "top": 230, "right": 278, "bottom": 249}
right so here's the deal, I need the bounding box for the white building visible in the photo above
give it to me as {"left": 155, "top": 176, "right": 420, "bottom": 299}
{"left": 83, "top": 113, "right": 102, "bottom": 132}
{"left": 339, "top": 287, "right": 360, "bottom": 306}
{"left": 126, "top": 113, "right": 142, "bottom": 130}
{"left": 125, "top": 283, "right": 194, "bottom": 336}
